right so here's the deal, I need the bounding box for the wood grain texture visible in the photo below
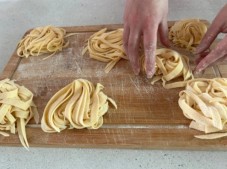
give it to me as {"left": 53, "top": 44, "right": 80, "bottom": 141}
{"left": 1, "top": 21, "right": 226, "bottom": 150}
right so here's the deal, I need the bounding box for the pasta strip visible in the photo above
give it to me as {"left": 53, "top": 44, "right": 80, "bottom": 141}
{"left": 178, "top": 78, "right": 227, "bottom": 139}
{"left": 0, "top": 79, "right": 39, "bottom": 149}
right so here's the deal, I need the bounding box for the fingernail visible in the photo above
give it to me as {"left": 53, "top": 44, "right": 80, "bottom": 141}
{"left": 194, "top": 68, "right": 205, "bottom": 77}
{"left": 146, "top": 70, "right": 155, "bottom": 79}
{"left": 195, "top": 67, "right": 203, "bottom": 73}
{"left": 194, "top": 70, "right": 201, "bottom": 75}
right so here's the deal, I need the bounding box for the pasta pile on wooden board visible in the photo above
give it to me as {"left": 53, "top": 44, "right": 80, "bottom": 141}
{"left": 0, "top": 79, "right": 39, "bottom": 149}
{"left": 41, "top": 79, "right": 117, "bottom": 133}
{"left": 147, "top": 48, "right": 194, "bottom": 89}
{"left": 169, "top": 19, "right": 207, "bottom": 51}
{"left": 82, "top": 28, "right": 127, "bottom": 73}
{"left": 179, "top": 78, "right": 227, "bottom": 139}
{"left": 17, "top": 25, "right": 75, "bottom": 59}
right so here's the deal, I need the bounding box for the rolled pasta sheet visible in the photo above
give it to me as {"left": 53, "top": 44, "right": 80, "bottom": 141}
{"left": 169, "top": 19, "right": 207, "bottom": 51}
{"left": 82, "top": 28, "right": 127, "bottom": 73}
{"left": 41, "top": 79, "right": 117, "bottom": 133}
{"left": 145, "top": 48, "right": 194, "bottom": 89}
{"left": 17, "top": 25, "right": 75, "bottom": 59}
{"left": 178, "top": 78, "right": 227, "bottom": 139}
{"left": 0, "top": 79, "right": 39, "bottom": 150}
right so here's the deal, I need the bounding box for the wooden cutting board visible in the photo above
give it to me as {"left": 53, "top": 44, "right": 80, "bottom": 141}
{"left": 1, "top": 21, "right": 227, "bottom": 150}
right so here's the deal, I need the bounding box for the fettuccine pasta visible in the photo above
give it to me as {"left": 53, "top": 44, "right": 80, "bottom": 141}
{"left": 146, "top": 48, "right": 194, "bottom": 89}
{"left": 41, "top": 79, "right": 117, "bottom": 133}
{"left": 169, "top": 19, "right": 207, "bottom": 51}
{"left": 17, "top": 25, "right": 76, "bottom": 59}
{"left": 0, "top": 79, "right": 39, "bottom": 149}
{"left": 178, "top": 78, "right": 227, "bottom": 139}
{"left": 82, "top": 28, "right": 127, "bottom": 73}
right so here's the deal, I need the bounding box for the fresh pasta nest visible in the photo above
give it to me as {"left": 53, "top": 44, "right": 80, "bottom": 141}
{"left": 146, "top": 48, "right": 194, "bottom": 89}
{"left": 179, "top": 78, "right": 227, "bottom": 139}
{"left": 17, "top": 25, "right": 73, "bottom": 59}
{"left": 169, "top": 19, "right": 207, "bottom": 51}
{"left": 41, "top": 79, "right": 117, "bottom": 133}
{"left": 0, "top": 79, "right": 38, "bottom": 149}
{"left": 82, "top": 28, "right": 127, "bottom": 73}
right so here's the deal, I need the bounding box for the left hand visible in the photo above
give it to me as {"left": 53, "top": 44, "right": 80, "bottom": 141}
{"left": 195, "top": 4, "right": 227, "bottom": 72}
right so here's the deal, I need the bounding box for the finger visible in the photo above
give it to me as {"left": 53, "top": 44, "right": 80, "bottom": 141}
{"left": 128, "top": 29, "right": 141, "bottom": 75}
{"left": 195, "top": 35, "right": 227, "bottom": 72}
{"left": 143, "top": 24, "right": 158, "bottom": 78}
{"left": 158, "top": 18, "right": 170, "bottom": 47}
{"left": 194, "top": 50, "right": 210, "bottom": 65}
{"left": 195, "top": 20, "right": 220, "bottom": 54}
{"left": 123, "top": 24, "right": 130, "bottom": 56}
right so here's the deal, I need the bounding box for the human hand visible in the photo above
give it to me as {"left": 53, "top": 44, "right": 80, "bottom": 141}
{"left": 123, "top": 0, "right": 169, "bottom": 78}
{"left": 195, "top": 4, "right": 227, "bottom": 72}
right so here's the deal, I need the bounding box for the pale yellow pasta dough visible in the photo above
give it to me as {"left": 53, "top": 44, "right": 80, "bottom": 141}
{"left": 17, "top": 25, "right": 76, "bottom": 59}
{"left": 0, "top": 79, "right": 39, "bottom": 149}
{"left": 147, "top": 48, "right": 194, "bottom": 89}
{"left": 178, "top": 78, "right": 227, "bottom": 139}
{"left": 41, "top": 79, "right": 117, "bottom": 133}
{"left": 169, "top": 19, "right": 207, "bottom": 51}
{"left": 82, "top": 28, "right": 127, "bottom": 73}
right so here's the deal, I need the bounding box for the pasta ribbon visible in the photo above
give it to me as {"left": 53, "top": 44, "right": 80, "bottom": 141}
{"left": 147, "top": 48, "right": 194, "bottom": 89}
{"left": 82, "top": 28, "right": 127, "bottom": 73}
{"left": 169, "top": 19, "right": 207, "bottom": 51}
{"left": 17, "top": 25, "right": 75, "bottom": 59}
{"left": 41, "top": 79, "right": 117, "bottom": 133}
{"left": 178, "top": 78, "right": 227, "bottom": 139}
{"left": 0, "top": 79, "right": 39, "bottom": 149}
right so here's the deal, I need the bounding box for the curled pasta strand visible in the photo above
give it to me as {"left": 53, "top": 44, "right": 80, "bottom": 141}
{"left": 169, "top": 19, "right": 207, "bottom": 51}
{"left": 82, "top": 28, "right": 127, "bottom": 73}
{"left": 17, "top": 25, "right": 76, "bottom": 59}
{"left": 144, "top": 48, "right": 194, "bottom": 89}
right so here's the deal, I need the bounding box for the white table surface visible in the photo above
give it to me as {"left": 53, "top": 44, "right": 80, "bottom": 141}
{"left": 0, "top": 0, "right": 227, "bottom": 169}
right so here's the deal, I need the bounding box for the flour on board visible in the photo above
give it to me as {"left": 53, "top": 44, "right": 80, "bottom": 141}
{"left": 16, "top": 47, "right": 83, "bottom": 79}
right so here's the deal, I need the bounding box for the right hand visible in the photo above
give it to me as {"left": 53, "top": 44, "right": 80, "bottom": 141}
{"left": 123, "top": 0, "right": 169, "bottom": 78}
{"left": 195, "top": 4, "right": 227, "bottom": 72}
